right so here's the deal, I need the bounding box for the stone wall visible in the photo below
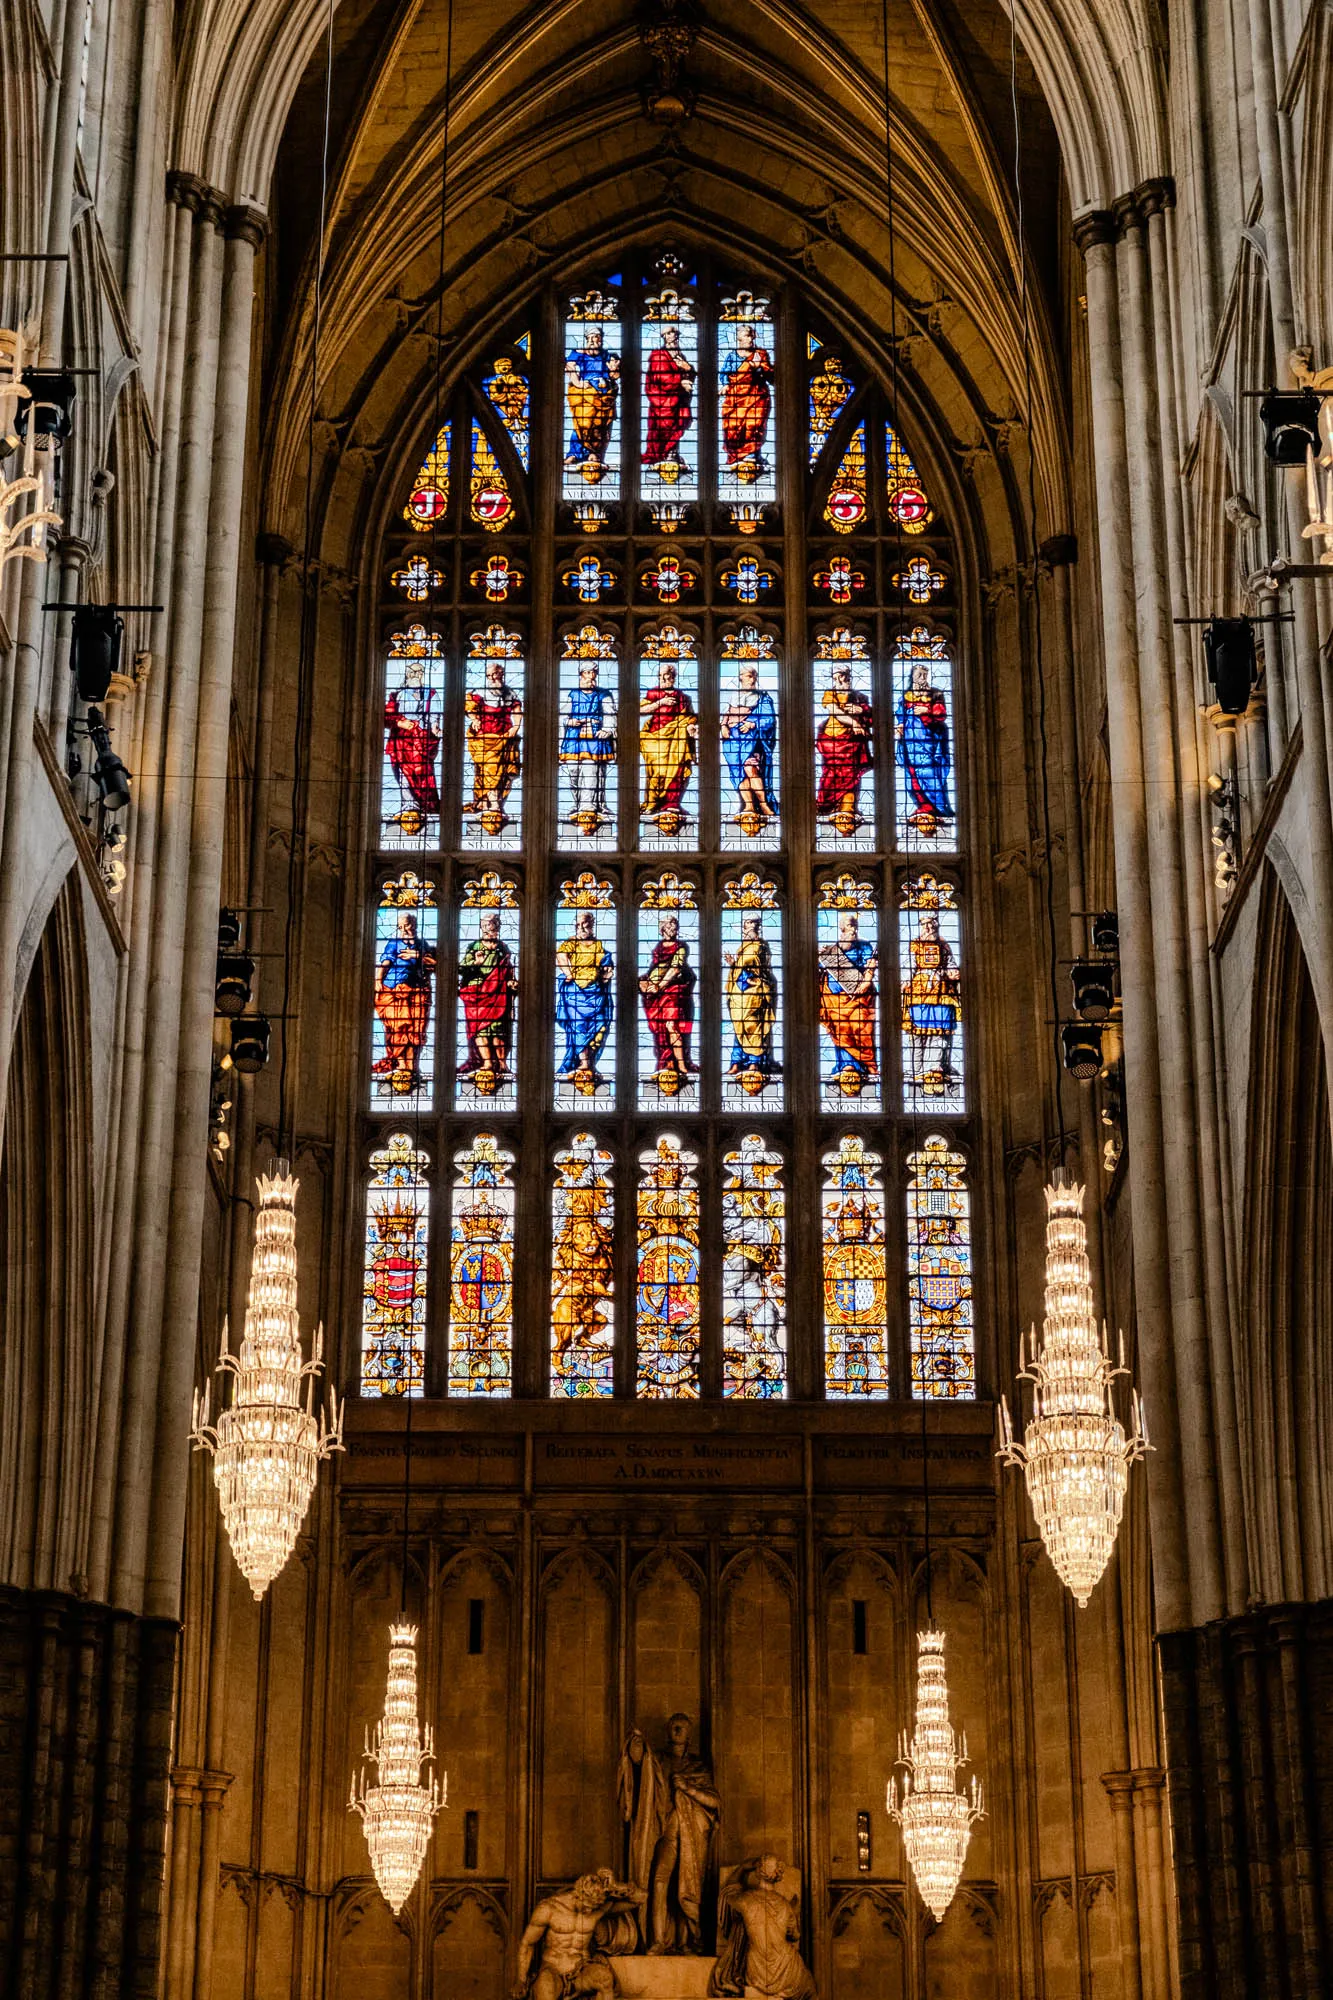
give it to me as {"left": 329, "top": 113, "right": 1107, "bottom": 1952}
{"left": 0, "top": 1585, "right": 176, "bottom": 1997}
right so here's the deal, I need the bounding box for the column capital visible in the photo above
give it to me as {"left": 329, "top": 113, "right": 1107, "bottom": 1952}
{"left": 1135, "top": 175, "right": 1176, "bottom": 219}
{"left": 256, "top": 531, "right": 295, "bottom": 568}
{"left": 1110, "top": 190, "right": 1144, "bottom": 236}
{"left": 224, "top": 202, "right": 269, "bottom": 249}
{"left": 1101, "top": 1770, "right": 1137, "bottom": 1810}
{"left": 165, "top": 169, "right": 227, "bottom": 223}
{"left": 1203, "top": 702, "right": 1239, "bottom": 738}
{"left": 1130, "top": 1766, "right": 1166, "bottom": 1796}
{"left": 1072, "top": 209, "right": 1117, "bottom": 254}
{"left": 1039, "top": 532, "right": 1078, "bottom": 569}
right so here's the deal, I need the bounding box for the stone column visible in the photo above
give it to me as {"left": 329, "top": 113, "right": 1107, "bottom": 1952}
{"left": 146, "top": 202, "right": 268, "bottom": 1621}
{"left": 87, "top": 174, "right": 200, "bottom": 1605}
{"left": 1072, "top": 209, "right": 1191, "bottom": 1631}
{"left": 165, "top": 1767, "right": 205, "bottom": 2000}
{"left": 1112, "top": 187, "right": 1225, "bottom": 1627}
{"left": 110, "top": 179, "right": 226, "bottom": 1613}
{"left": 1130, "top": 1769, "right": 1171, "bottom": 2000}
{"left": 1100, "top": 1773, "right": 1143, "bottom": 2000}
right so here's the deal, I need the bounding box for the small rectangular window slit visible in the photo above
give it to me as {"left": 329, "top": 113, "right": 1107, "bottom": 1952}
{"left": 467, "top": 1599, "right": 484, "bottom": 1654}
{"left": 852, "top": 1600, "right": 868, "bottom": 1655}
{"left": 463, "top": 1810, "right": 479, "bottom": 1869}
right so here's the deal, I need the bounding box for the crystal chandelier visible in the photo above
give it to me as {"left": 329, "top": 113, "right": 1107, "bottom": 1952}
{"left": 998, "top": 1178, "right": 1148, "bottom": 1606}
{"left": 191, "top": 1162, "right": 343, "bottom": 1598}
{"left": 888, "top": 1627, "right": 984, "bottom": 1921}
{"left": 350, "top": 1623, "right": 445, "bottom": 1912}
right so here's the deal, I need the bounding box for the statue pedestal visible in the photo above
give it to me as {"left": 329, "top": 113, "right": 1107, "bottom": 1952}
{"left": 607, "top": 1956, "right": 716, "bottom": 1999}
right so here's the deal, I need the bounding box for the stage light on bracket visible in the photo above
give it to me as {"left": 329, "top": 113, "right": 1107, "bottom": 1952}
{"left": 1202, "top": 618, "right": 1257, "bottom": 716}
{"left": 229, "top": 1014, "right": 272, "bottom": 1074}
{"left": 1069, "top": 960, "right": 1116, "bottom": 1022}
{"left": 71, "top": 605, "right": 123, "bottom": 704}
{"left": 87, "top": 708, "right": 131, "bottom": 809}
{"left": 16, "top": 369, "right": 76, "bottom": 446}
{"left": 218, "top": 908, "right": 243, "bottom": 952}
{"left": 1061, "top": 1021, "right": 1104, "bottom": 1081}
{"left": 215, "top": 953, "right": 256, "bottom": 1017}
{"left": 1259, "top": 389, "right": 1322, "bottom": 466}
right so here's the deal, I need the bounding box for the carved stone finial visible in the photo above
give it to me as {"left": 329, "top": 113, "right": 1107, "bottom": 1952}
{"left": 640, "top": 0, "right": 698, "bottom": 126}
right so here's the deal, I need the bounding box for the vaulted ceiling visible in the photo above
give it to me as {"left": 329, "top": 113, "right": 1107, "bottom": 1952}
{"left": 246, "top": 0, "right": 1071, "bottom": 570}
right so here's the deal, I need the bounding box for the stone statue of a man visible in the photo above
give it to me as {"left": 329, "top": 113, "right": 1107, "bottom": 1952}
{"left": 513, "top": 1869, "right": 645, "bottom": 2000}
{"left": 709, "top": 1854, "right": 816, "bottom": 2000}
{"left": 617, "top": 1712, "right": 721, "bottom": 1954}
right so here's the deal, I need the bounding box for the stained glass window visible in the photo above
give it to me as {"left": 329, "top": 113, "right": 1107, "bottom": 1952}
{"left": 722, "top": 872, "right": 783, "bottom": 1109}
{"left": 808, "top": 351, "right": 853, "bottom": 463}
{"left": 718, "top": 292, "right": 776, "bottom": 521}
{"left": 719, "top": 624, "right": 780, "bottom": 849}
{"left": 555, "top": 872, "right": 616, "bottom": 1109}
{"left": 563, "top": 290, "right": 622, "bottom": 502}
{"left": 470, "top": 554, "right": 522, "bottom": 602}
{"left": 824, "top": 422, "right": 868, "bottom": 533}
{"left": 558, "top": 623, "right": 619, "bottom": 849}
{"left": 817, "top": 875, "right": 880, "bottom": 1112}
{"left": 381, "top": 625, "right": 445, "bottom": 849}
{"left": 361, "top": 1132, "right": 430, "bottom": 1397}
{"left": 886, "top": 424, "right": 933, "bottom": 533}
{"left": 449, "top": 1134, "right": 515, "bottom": 1397}
{"left": 906, "top": 1134, "right": 975, "bottom": 1398}
{"left": 391, "top": 553, "right": 444, "bottom": 602}
{"left": 636, "top": 1135, "right": 701, "bottom": 1398}
{"left": 404, "top": 424, "right": 449, "bottom": 529}
{"left": 722, "top": 1134, "right": 786, "bottom": 1398}
{"left": 822, "top": 1136, "right": 889, "bottom": 1398}
{"left": 720, "top": 554, "right": 775, "bottom": 604}
{"left": 639, "top": 624, "right": 699, "bottom": 851}
{"left": 893, "top": 626, "right": 956, "bottom": 854}
{"left": 462, "top": 625, "right": 524, "bottom": 853}
{"left": 641, "top": 552, "right": 692, "bottom": 604}
{"left": 638, "top": 873, "right": 699, "bottom": 1112}
{"left": 470, "top": 418, "right": 515, "bottom": 530}
{"left": 369, "top": 265, "right": 974, "bottom": 1404}
{"left": 551, "top": 1132, "right": 616, "bottom": 1398}
{"left": 813, "top": 626, "right": 876, "bottom": 851}
{"left": 893, "top": 554, "right": 945, "bottom": 604}
{"left": 372, "top": 870, "right": 438, "bottom": 1110}
{"left": 900, "top": 873, "right": 965, "bottom": 1113}
{"left": 484, "top": 355, "right": 530, "bottom": 467}
{"left": 456, "top": 872, "right": 519, "bottom": 1111}
{"left": 641, "top": 285, "right": 699, "bottom": 513}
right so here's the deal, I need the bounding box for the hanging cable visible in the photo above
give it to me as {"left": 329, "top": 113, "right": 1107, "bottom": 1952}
{"left": 1007, "top": 7, "right": 1067, "bottom": 1170}
{"left": 882, "top": 0, "right": 932, "bottom": 1612}
{"left": 278, "top": 0, "right": 339, "bottom": 1157}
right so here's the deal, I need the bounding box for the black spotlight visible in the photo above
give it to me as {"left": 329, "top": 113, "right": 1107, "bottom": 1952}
{"left": 1203, "top": 617, "right": 1257, "bottom": 716}
{"left": 218, "top": 908, "right": 243, "bottom": 951}
{"left": 1258, "top": 389, "right": 1322, "bottom": 466}
{"left": 86, "top": 707, "right": 131, "bottom": 810}
{"left": 1091, "top": 910, "right": 1119, "bottom": 957}
{"left": 16, "top": 370, "right": 76, "bottom": 445}
{"left": 230, "top": 1014, "right": 272, "bottom": 1074}
{"left": 71, "top": 605, "right": 123, "bottom": 703}
{"left": 1062, "top": 1021, "right": 1104, "bottom": 1081}
{"left": 215, "top": 952, "right": 255, "bottom": 1017}
{"left": 1070, "top": 959, "right": 1116, "bottom": 1022}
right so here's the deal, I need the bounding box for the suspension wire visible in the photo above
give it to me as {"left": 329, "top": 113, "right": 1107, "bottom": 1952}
{"left": 397, "top": 0, "right": 456, "bottom": 1607}
{"left": 1007, "top": 6, "right": 1068, "bottom": 1175}
{"left": 278, "top": 0, "right": 338, "bottom": 1161}
{"left": 882, "top": 0, "right": 933, "bottom": 1627}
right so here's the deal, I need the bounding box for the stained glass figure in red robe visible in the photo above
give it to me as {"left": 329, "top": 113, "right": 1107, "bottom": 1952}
{"left": 816, "top": 663, "right": 874, "bottom": 839}
{"left": 720, "top": 321, "right": 774, "bottom": 484}
{"left": 644, "top": 324, "right": 696, "bottom": 475}
{"left": 382, "top": 627, "right": 444, "bottom": 845}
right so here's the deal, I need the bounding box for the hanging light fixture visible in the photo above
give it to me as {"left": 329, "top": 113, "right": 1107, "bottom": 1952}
{"left": 888, "top": 1628, "right": 984, "bottom": 1922}
{"left": 998, "top": 1179, "right": 1149, "bottom": 1606}
{"left": 350, "top": 1623, "right": 445, "bottom": 1913}
{"left": 191, "top": 1162, "right": 343, "bottom": 1598}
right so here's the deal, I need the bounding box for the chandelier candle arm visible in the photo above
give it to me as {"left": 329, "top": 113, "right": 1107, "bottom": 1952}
{"left": 887, "top": 1627, "right": 984, "bottom": 1922}
{"left": 350, "top": 1623, "right": 446, "bottom": 1913}
{"left": 190, "top": 1162, "right": 344, "bottom": 1599}
{"left": 997, "top": 1178, "right": 1150, "bottom": 1606}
